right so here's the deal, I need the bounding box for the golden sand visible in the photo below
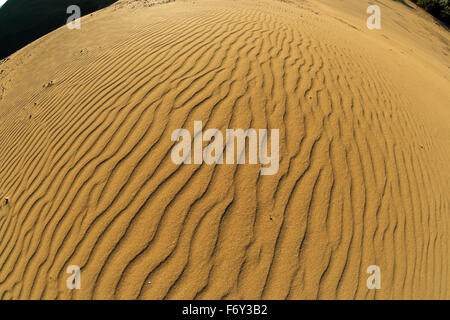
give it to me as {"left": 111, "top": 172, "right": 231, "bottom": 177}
{"left": 0, "top": 0, "right": 449, "bottom": 299}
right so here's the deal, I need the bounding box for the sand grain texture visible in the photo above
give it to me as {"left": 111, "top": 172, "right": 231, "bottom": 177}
{"left": 0, "top": 0, "right": 449, "bottom": 299}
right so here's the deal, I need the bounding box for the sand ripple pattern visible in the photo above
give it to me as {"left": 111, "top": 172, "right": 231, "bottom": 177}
{"left": 0, "top": 0, "right": 449, "bottom": 299}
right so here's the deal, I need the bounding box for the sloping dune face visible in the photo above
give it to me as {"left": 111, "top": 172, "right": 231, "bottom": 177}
{"left": 0, "top": 0, "right": 449, "bottom": 299}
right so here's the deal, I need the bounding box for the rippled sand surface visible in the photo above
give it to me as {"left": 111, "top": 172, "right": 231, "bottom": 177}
{"left": 0, "top": 0, "right": 449, "bottom": 299}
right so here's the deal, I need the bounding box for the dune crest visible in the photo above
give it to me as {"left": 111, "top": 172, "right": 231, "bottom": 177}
{"left": 0, "top": 0, "right": 449, "bottom": 299}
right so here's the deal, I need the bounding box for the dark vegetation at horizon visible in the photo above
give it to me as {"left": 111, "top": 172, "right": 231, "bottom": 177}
{"left": 410, "top": 0, "right": 449, "bottom": 25}
{"left": 0, "top": 0, "right": 118, "bottom": 59}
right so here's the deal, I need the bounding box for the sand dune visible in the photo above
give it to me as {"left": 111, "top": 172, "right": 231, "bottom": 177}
{"left": 0, "top": 0, "right": 449, "bottom": 299}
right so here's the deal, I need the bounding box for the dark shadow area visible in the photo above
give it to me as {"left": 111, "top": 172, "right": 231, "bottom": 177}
{"left": 409, "top": 0, "right": 449, "bottom": 25}
{"left": 0, "top": 0, "right": 118, "bottom": 59}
